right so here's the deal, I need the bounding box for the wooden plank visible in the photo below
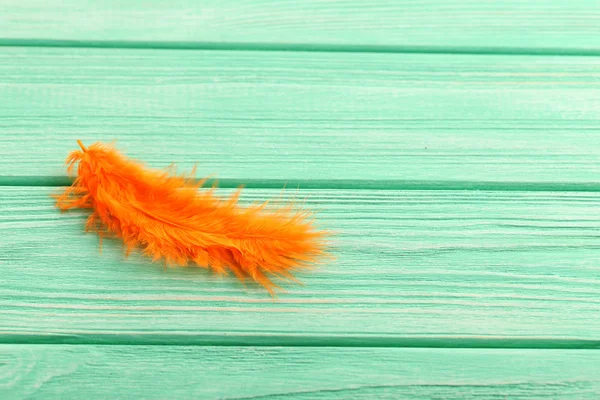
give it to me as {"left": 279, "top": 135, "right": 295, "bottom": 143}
{"left": 1, "top": 48, "right": 600, "bottom": 184}
{"left": 2, "top": 187, "right": 600, "bottom": 341}
{"left": 1, "top": 1, "right": 599, "bottom": 52}
{"left": 2, "top": 345, "right": 600, "bottom": 399}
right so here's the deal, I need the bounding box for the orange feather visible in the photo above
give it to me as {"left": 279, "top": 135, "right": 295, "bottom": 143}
{"left": 54, "top": 140, "right": 329, "bottom": 294}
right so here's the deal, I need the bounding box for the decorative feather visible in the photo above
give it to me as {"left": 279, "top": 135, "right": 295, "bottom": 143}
{"left": 54, "top": 140, "right": 329, "bottom": 294}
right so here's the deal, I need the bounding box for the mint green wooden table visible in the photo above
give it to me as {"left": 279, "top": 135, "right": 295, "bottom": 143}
{"left": 2, "top": 2, "right": 600, "bottom": 398}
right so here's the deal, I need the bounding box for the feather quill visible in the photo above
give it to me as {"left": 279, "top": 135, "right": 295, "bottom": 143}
{"left": 54, "top": 140, "right": 329, "bottom": 294}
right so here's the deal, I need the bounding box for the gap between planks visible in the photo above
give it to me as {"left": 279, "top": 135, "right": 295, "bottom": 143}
{"left": 1, "top": 334, "right": 600, "bottom": 350}
{"left": 2, "top": 39, "right": 600, "bottom": 57}
{"left": 4, "top": 178, "right": 600, "bottom": 193}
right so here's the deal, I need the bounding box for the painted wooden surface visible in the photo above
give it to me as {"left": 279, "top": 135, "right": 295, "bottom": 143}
{"left": 2, "top": 346, "right": 600, "bottom": 399}
{"left": 2, "top": 0, "right": 600, "bottom": 398}
{"left": 1, "top": 47, "right": 600, "bottom": 184}
{"left": 1, "top": 1, "right": 599, "bottom": 53}
{"left": 2, "top": 187, "right": 600, "bottom": 342}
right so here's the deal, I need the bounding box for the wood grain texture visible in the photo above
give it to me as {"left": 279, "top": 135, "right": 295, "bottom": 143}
{"left": 1, "top": 0, "right": 599, "bottom": 52}
{"left": 2, "top": 187, "right": 600, "bottom": 342}
{"left": 2, "top": 346, "right": 600, "bottom": 399}
{"left": 1, "top": 48, "right": 600, "bottom": 184}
